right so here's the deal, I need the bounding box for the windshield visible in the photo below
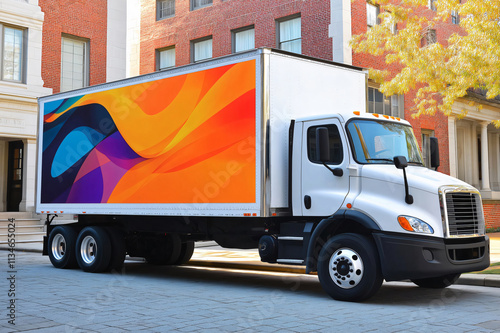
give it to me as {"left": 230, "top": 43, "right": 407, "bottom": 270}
{"left": 347, "top": 119, "right": 423, "bottom": 165}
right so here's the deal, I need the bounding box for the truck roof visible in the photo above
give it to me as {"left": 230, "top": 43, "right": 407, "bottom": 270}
{"left": 296, "top": 111, "right": 411, "bottom": 126}
{"left": 38, "top": 48, "right": 367, "bottom": 103}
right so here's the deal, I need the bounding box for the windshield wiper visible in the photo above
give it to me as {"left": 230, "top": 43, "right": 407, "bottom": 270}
{"left": 366, "top": 158, "right": 393, "bottom": 163}
{"left": 408, "top": 161, "right": 424, "bottom": 165}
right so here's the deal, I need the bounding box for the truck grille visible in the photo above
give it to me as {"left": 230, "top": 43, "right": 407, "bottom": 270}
{"left": 445, "top": 192, "right": 482, "bottom": 236}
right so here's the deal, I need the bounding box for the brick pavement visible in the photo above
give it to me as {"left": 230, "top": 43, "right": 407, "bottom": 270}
{"left": 2, "top": 250, "right": 500, "bottom": 332}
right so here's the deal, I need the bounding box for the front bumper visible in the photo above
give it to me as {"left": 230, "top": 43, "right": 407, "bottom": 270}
{"left": 373, "top": 232, "right": 490, "bottom": 281}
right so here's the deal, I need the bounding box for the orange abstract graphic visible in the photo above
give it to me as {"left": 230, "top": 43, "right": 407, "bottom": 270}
{"left": 42, "top": 60, "right": 257, "bottom": 204}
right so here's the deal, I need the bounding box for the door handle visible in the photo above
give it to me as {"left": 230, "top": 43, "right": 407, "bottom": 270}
{"left": 304, "top": 195, "right": 311, "bottom": 209}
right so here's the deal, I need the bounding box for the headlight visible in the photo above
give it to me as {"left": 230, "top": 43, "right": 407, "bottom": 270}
{"left": 398, "top": 216, "right": 434, "bottom": 234}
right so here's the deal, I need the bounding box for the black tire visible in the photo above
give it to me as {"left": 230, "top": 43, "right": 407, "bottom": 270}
{"left": 48, "top": 226, "right": 78, "bottom": 269}
{"left": 174, "top": 241, "right": 195, "bottom": 265}
{"left": 412, "top": 273, "right": 461, "bottom": 289}
{"left": 146, "top": 234, "right": 182, "bottom": 265}
{"left": 317, "top": 233, "right": 383, "bottom": 302}
{"left": 105, "top": 227, "right": 126, "bottom": 272}
{"left": 76, "top": 226, "right": 112, "bottom": 273}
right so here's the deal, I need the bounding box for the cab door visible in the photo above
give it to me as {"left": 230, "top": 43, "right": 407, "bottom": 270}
{"left": 300, "top": 119, "right": 349, "bottom": 216}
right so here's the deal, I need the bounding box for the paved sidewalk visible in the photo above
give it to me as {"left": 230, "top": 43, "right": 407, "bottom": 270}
{"left": 3, "top": 250, "right": 500, "bottom": 333}
{"left": 3, "top": 233, "right": 500, "bottom": 288}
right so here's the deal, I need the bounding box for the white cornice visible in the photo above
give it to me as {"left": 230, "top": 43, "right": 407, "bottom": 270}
{"left": 452, "top": 98, "right": 500, "bottom": 122}
{"left": 0, "top": 3, "right": 44, "bottom": 29}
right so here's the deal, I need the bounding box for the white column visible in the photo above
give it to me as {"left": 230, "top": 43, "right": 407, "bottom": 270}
{"left": 497, "top": 134, "right": 500, "bottom": 190}
{"left": 330, "top": 0, "right": 352, "bottom": 65}
{"left": 107, "top": 0, "right": 127, "bottom": 82}
{"left": 448, "top": 116, "right": 458, "bottom": 177}
{"left": 127, "top": 0, "right": 141, "bottom": 77}
{"left": 471, "top": 123, "right": 479, "bottom": 187}
{"left": 492, "top": 132, "right": 500, "bottom": 190}
{"left": 19, "top": 139, "right": 37, "bottom": 212}
{"left": 464, "top": 125, "right": 473, "bottom": 183}
{"left": 480, "top": 122, "right": 491, "bottom": 191}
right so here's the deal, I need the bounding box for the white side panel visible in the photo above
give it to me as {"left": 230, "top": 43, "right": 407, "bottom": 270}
{"left": 268, "top": 53, "right": 366, "bottom": 208}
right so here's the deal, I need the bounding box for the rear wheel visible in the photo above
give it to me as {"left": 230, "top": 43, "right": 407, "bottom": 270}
{"left": 76, "top": 226, "right": 112, "bottom": 273}
{"left": 412, "top": 273, "right": 461, "bottom": 289}
{"left": 48, "top": 226, "right": 78, "bottom": 269}
{"left": 317, "top": 233, "right": 383, "bottom": 302}
{"left": 146, "top": 234, "right": 182, "bottom": 265}
{"left": 174, "top": 241, "right": 195, "bottom": 265}
{"left": 105, "top": 227, "right": 126, "bottom": 271}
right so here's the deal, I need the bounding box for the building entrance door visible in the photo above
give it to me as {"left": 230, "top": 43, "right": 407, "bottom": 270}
{"left": 7, "top": 141, "right": 23, "bottom": 212}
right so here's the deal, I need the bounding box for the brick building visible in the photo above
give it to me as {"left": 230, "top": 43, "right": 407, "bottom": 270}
{"left": 140, "top": 0, "right": 500, "bottom": 227}
{"left": 39, "top": 0, "right": 127, "bottom": 94}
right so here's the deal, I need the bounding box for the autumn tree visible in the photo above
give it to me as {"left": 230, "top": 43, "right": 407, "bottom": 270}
{"left": 351, "top": 0, "right": 500, "bottom": 127}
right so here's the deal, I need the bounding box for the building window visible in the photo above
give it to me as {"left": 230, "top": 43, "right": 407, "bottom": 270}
{"left": 366, "top": 2, "right": 380, "bottom": 27}
{"left": 191, "top": 0, "right": 212, "bottom": 11}
{"left": 421, "top": 28, "right": 437, "bottom": 47}
{"left": 157, "top": 47, "right": 175, "bottom": 70}
{"left": 157, "top": 0, "right": 175, "bottom": 20}
{"left": 429, "top": 0, "right": 437, "bottom": 11}
{"left": 421, "top": 129, "right": 435, "bottom": 168}
{"left": 451, "top": 0, "right": 460, "bottom": 25}
{"left": 367, "top": 87, "right": 404, "bottom": 118}
{"left": 191, "top": 37, "right": 212, "bottom": 63}
{"left": 387, "top": 13, "right": 398, "bottom": 34}
{"left": 277, "top": 16, "right": 301, "bottom": 54}
{"left": 451, "top": 10, "right": 460, "bottom": 25}
{"left": 232, "top": 26, "right": 255, "bottom": 53}
{"left": 1, "top": 25, "right": 25, "bottom": 82}
{"left": 61, "top": 36, "right": 89, "bottom": 92}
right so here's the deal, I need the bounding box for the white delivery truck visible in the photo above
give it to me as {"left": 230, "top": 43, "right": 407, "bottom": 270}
{"left": 37, "top": 48, "right": 489, "bottom": 301}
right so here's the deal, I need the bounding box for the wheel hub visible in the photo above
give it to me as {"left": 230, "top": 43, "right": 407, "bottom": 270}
{"left": 81, "top": 235, "right": 97, "bottom": 265}
{"left": 329, "top": 248, "right": 364, "bottom": 289}
{"left": 51, "top": 234, "right": 66, "bottom": 260}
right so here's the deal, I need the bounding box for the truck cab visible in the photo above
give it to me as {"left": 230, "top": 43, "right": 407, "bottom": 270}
{"left": 260, "top": 111, "right": 489, "bottom": 301}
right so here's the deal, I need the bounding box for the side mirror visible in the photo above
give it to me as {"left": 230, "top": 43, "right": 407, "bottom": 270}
{"left": 430, "top": 137, "right": 440, "bottom": 170}
{"left": 393, "top": 155, "right": 413, "bottom": 205}
{"left": 393, "top": 155, "right": 408, "bottom": 169}
{"left": 316, "top": 127, "right": 330, "bottom": 163}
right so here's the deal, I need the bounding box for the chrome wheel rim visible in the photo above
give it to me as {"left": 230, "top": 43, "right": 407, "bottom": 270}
{"left": 51, "top": 234, "right": 66, "bottom": 261}
{"left": 329, "top": 248, "right": 364, "bottom": 289}
{"left": 81, "top": 235, "right": 97, "bottom": 265}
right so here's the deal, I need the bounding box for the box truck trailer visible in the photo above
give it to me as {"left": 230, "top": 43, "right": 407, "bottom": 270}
{"left": 38, "top": 48, "right": 489, "bottom": 301}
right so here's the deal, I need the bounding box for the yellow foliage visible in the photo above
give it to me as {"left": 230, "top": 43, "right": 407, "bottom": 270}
{"left": 350, "top": 0, "right": 500, "bottom": 125}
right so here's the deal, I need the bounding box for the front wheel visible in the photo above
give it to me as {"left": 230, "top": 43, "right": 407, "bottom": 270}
{"left": 412, "top": 273, "right": 461, "bottom": 289}
{"left": 317, "top": 233, "right": 383, "bottom": 301}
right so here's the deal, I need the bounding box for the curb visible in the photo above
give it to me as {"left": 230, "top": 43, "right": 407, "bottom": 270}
{"left": 186, "top": 260, "right": 314, "bottom": 275}
{"left": 457, "top": 274, "right": 500, "bottom": 288}
{"left": 186, "top": 260, "right": 500, "bottom": 288}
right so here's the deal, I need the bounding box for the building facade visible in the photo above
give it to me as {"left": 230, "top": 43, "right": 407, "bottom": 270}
{"left": 140, "top": 0, "right": 500, "bottom": 228}
{"left": 39, "top": 0, "right": 127, "bottom": 94}
{"left": 0, "top": 0, "right": 51, "bottom": 213}
{"left": 0, "top": 0, "right": 128, "bottom": 214}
